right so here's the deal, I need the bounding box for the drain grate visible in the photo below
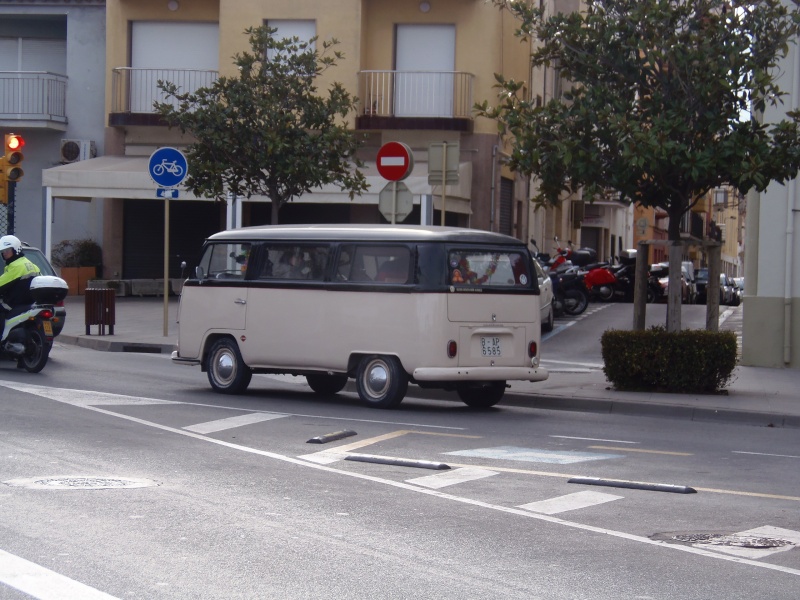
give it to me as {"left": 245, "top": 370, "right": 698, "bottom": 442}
{"left": 3, "top": 476, "right": 158, "bottom": 490}
{"left": 670, "top": 533, "right": 793, "bottom": 549}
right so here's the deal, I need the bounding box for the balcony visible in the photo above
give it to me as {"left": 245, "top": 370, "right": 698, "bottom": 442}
{"left": 0, "top": 71, "right": 68, "bottom": 130}
{"left": 110, "top": 67, "right": 219, "bottom": 127}
{"left": 357, "top": 70, "right": 475, "bottom": 132}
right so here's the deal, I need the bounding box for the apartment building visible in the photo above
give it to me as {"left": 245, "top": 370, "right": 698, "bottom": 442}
{"left": 34, "top": 0, "right": 534, "bottom": 279}
{"left": 0, "top": 0, "right": 106, "bottom": 252}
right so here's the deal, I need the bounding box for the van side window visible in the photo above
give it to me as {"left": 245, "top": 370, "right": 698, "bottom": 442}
{"left": 199, "top": 243, "right": 251, "bottom": 279}
{"left": 258, "top": 245, "right": 329, "bottom": 281}
{"left": 336, "top": 245, "right": 411, "bottom": 284}
{"left": 449, "top": 250, "right": 531, "bottom": 287}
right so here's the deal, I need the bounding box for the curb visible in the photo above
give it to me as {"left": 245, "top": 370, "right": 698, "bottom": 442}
{"left": 58, "top": 334, "right": 175, "bottom": 355}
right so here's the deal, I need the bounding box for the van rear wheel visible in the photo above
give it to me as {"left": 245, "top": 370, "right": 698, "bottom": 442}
{"left": 306, "top": 373, "right": 348, "bottom": 395}
{"left": 355, "top": 355, "right": 408, "bottom": 409}
{"left": 457, "top": 381, "right": 506, "bottom": 409}
{"left": 206, "top": 338, "right": 252, "bottom": 394}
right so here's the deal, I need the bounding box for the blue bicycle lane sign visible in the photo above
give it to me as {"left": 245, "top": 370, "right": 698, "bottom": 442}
{"left": 148, "top": 147, "right": 188, "bottom": 189}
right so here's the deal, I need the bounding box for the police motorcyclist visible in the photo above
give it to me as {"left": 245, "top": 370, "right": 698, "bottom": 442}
{"left": 0, "top": 235, "right": 40, "bottom": 354}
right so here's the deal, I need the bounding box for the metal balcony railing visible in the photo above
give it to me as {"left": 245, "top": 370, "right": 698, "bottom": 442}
{"left": 358, "top": 70, "right": 474, "bottom": 119}
{"left": 111, "top": 67, "right": 219, "bottom": 114}
{"left": 0, "top": 71, "right": 67, "bottom": 122}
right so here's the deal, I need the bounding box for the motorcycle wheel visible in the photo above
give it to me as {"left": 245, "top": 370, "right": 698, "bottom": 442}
{"left": 18, "top": 326, "right": 50, "bottom": 373}
{"left": 647, "top": 287, "right": 657, "bottom": 304}
{"left": 596, "top": 285, "right": 615, "bottom": 302}
{"left": 563, "top": 289, "right": 589, "bottom": 315}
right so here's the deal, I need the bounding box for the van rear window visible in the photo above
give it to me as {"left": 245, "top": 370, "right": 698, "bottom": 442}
{"left": 448, "top": 250, "right": 531, "bottom": 287}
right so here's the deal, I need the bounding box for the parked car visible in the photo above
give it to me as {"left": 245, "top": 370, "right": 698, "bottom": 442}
{"left": 21, "top": 243, "right": 67, "bottom": 338}
{"left": 720, "top": 273, "right": 737, "bottom": 306}
{"left": 533, "top": 257, "right": 555, "bottom": 332}
{"left": 651, "top": 262, "right": 690, "bottom": 303}
{"left": 695, "top": 268, "right": 725, "bottom": 305}
{"left": 732, "top": 277, "right": 745, "bottom": 304}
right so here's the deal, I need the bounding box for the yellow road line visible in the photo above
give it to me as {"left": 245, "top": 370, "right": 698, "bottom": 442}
{"left": 448, "top": 463, "right": 800, "bottom": 502}
{"left": 327, "top": 429, "right": 481, "bottom": 453}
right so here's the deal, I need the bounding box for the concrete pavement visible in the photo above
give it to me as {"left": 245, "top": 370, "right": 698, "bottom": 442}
{"left": 56, "top": 295, "right": 800, "bottom": 428}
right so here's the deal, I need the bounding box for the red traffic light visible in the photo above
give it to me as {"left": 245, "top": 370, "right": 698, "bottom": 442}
{"left": 6, "top": 134, "right": 24, "bottom": 152}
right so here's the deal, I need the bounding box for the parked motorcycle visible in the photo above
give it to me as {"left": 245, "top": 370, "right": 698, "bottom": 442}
{"left": 551, "top": 267, "right": 590, "bottom": 316}
{"left": 1, "top": 275, "right": 67, "bottom": 372}
{"left": 583, "top": 253, "right": 659, "bottom": 303}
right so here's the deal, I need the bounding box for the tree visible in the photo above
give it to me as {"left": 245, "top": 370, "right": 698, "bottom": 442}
{"left": 477, "top": 0, "right": 800, "bottom": 330}
{"left": 155, "top": 26, "right": 367, "bottom": 224}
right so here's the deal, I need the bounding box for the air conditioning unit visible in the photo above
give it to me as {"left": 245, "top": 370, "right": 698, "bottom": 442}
{"left": 60, "top": 139, "right": 97, "bottom": 164}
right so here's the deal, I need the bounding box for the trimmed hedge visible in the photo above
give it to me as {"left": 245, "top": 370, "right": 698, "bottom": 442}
{"left": 601, "top": 327, "right": 737, "bottom": 393}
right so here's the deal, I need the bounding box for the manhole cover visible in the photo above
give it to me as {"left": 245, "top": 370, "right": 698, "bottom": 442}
{"left": 671, "top": 533, "right": 792, "bottom": 549}
{"left": 3, "top": 476, "right": 158, "bottom": 490}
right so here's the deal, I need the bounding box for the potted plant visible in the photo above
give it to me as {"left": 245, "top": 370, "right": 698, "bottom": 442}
{"left": 51, "top": 238, "right": 103, "bottom": 295}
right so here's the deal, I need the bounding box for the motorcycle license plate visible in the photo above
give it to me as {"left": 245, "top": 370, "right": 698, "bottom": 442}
{"left": 42, "top": 321, "right": 53, "bottom": 336}
{"left": 480, "top": 336, "right": 501, "bottom": 357}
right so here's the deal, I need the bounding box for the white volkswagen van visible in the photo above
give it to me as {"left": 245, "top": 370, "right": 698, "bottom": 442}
{"left": 172, "top": 224, "right": 548, "bottom": 409}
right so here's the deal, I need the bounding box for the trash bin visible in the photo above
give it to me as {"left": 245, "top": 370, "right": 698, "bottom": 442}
{"left": 84, "top": 288, "right": 115, "bottom": 335}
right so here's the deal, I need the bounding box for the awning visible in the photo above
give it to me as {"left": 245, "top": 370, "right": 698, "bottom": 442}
{"left": 42, "top": 155, "right": 473, "bottom": 214}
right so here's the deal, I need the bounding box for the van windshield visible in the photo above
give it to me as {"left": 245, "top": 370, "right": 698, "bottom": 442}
{"left": 448, "top": 250, "right": 531, "bottom": 287}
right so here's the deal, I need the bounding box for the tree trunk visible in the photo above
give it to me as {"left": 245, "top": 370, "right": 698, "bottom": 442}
{"left": 666, "top": 206, "right": 685, "bottom": 332}
{"left": 271, "top": 199, "right": 280, "bottom": 225}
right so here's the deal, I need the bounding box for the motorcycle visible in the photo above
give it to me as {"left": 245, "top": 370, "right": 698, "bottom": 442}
{"left": 1, "top": 275, "right": 67, "bottom": 372}
{"left": 550, "top": 267, "right": 590, "bottom": 316}
{"left": 583, "top": 253, "right": 660, "bottom": 303}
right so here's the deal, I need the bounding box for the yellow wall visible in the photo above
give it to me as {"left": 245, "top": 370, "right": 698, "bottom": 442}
{"left": 106, "top": 0, "right": 220, "bottom": 118}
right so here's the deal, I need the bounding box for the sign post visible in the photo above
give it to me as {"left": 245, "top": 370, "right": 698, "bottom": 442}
{"left": 148, "top": 147, "right": 188, "bottom": 336}
{"left": 376, "top": 142, "right": 414, "bottom": 224}
{"left": 428, "top": 142, "right": 460, "bottom": 226}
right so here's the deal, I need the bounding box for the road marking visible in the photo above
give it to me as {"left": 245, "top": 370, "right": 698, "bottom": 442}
{"left": 0, "top": 549, "right": 119, "bottom": 599}
{"left": 298, "top": 430, "right": 481, "bottom": 464}
{"left": 733, "top": 451, "right": 800, "bottom": 459}
{"left": 445, "top": 446, "right": 624, "bottom": 464}
{"left": 183, "top": 412, "right": 288, "bottom": 434}
{"left": 589, "top": 445, "right": 693, "bottom": 456}
{"left": 406, "top": 467, "right": 498, "bottom": 489}
{"left": 5, "top": 381, "right": 800, "bottom": 576}
{"left": 551, "top": 436, "right": 638, "bottom": 444}
{"left": 519, "top": 491, "right": 623, "bottom": 515}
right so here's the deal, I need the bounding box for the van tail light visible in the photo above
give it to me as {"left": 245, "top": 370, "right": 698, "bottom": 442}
{"left": 528, "top": 341, "right": 538, "bottom": 358}
{"left": 447, "top": 340, "right": 457, "bottom": 358}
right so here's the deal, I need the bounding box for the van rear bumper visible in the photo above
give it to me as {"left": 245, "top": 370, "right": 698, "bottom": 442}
{"left": 412, "top": 366, "right": 549, "bottom": 382}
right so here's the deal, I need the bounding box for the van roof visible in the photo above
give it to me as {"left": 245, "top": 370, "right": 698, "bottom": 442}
{"left": 207, "top": 224, "right": 526, "bottom": 245}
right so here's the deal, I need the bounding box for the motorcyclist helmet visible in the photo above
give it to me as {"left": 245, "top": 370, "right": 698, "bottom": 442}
{"left": 0, "top": 235, "right": 22, "bottom": 256}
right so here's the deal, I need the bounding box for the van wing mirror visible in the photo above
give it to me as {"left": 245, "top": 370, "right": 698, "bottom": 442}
{"left": 195, "top": 266, "right": 205, "bottom": 280}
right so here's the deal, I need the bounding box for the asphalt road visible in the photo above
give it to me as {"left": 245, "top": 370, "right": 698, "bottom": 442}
{"left": 0, "top": 304, "right": 797, "bottom": 599}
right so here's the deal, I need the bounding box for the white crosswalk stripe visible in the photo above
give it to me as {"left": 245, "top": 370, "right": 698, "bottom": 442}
{"left": 406, "top": 467, "right": 498, "bottom": 489}
{"left": 518, "top": 491, "right": 623, "bottom": 515}
{"left": 183, "top": 412, "right": 288, "bottom": 434}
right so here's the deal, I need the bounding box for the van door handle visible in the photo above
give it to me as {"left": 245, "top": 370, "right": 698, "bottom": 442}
{"left": 234, "top": 298, "right": 247, "bottom": 305}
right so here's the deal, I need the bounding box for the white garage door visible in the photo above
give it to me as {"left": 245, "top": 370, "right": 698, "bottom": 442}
{"left": 130, "top": 22, "right": 219, "bottom": 112}
{"left": 395, "top": 24, "right": 455, "bottom": 118}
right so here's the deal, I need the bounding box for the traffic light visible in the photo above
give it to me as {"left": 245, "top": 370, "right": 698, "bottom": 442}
{"left": 4, "top": 133, "right": 25, "bottom": 183}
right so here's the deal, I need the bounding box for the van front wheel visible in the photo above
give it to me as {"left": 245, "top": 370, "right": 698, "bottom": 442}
{"left": 206, "top": 338, "right": 252, "bottom": 394}
{"left": 356, "top": 355, "right": 408, "bottom": 409}
{"left": 457, "top": 381, "right": 506, "bottom": 409}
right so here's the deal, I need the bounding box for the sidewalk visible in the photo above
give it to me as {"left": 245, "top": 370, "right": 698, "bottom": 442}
{"left": 57, "top": 295, "right": 800, "bottom": 428}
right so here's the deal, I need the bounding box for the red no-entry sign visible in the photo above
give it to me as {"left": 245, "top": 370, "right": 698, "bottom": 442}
{"left": 376, "top": 141, "right": 414, "bottom": 181}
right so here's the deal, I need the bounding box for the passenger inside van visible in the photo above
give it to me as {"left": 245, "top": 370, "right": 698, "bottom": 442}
{"left": 375, "top": 257, "right": 409, "bottom": 283}
{"left": 274, "top": 248, "right": 307, "bottom": 279}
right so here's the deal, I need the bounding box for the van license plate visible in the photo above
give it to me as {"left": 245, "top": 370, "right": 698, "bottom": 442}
{"left": 481, "top": 337, "right": 501, "bottom": 357}
{"left": 43, "top": 321, "right": 53, "bottom": 336}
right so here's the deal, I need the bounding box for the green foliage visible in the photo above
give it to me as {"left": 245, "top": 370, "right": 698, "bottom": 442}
{"left": 478, "top": 0, "right": 800, "bottom": 240}
{"left": 601, "top": 327, "right": 737, "bottom": 393}
{"left": 154, "top": 25, "right": 368, "bottom": 223}
{"left": 51, "top": 238, "right": 102, "bottom": 269}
